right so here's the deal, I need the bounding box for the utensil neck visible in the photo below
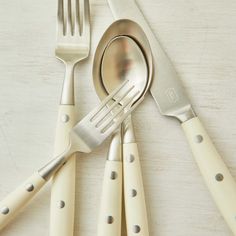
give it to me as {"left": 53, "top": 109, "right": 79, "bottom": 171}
{"left": 123, "top": 115, "right": 136, "bottom": 143}
{"left": 38, "top": 144, "right": 73, "bottom": 180}
{"left": 177, "top": 106, "right": 196, "bottom": 123}
{"left": 60, "top": 63, "right": 75, "bottom": 105}
{"left": 107, "top": 126, "right": 122, "bottom": 161}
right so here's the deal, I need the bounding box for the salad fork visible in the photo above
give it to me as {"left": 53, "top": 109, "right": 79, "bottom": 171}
{"left": 50, "top": 0, "right": 90, "bottom": 235}
{"left": 0, "top": 81, "right": 142, "bottom": 231}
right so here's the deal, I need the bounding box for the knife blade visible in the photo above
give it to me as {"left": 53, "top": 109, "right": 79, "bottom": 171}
{"left": 107, "top": 0, "right": 194, "bottom": 122}
{"left": 107, "top": 0, "right": 236, "bottom": 234}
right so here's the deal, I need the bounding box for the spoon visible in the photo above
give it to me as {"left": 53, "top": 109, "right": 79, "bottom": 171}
{"left": 93, "top": 19, "right": 153, "bottom": 236}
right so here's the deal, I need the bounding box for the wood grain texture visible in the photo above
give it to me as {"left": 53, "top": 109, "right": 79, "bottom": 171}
{"left": 0, "top": 0, "right": 236, "bottom": 235}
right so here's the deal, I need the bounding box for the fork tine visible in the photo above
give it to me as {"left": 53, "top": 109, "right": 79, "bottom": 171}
{"left": 67, "top": 0, "right": 73, "bottom": 35}
{"left": 70, "top": 0, "right": 77, "bottom": 35}
{"left": 104, "top": 96, "right": 144, "bottom": 135}
{"left": 63, "top": 0, "right": 73, "bottom": 35}
{"left": 63, "top": 0, "right": 69, "bottom": 35}
{"left": 57, "top": 0, "right": 65, "bottom": 36}
{"left": 81, "top": 0, "right": 90, "bottom": 37}
{"left": 89, "top": 80, "right": 129, "bottom": 121}
{"left": 75, "top": 0, "right": 81, "bottom": 35}
{"left": 94, "top": 85, "right": 135, "bottom": 126}
{"left": 99, "top": 90, "right": 140, "bottom": 132}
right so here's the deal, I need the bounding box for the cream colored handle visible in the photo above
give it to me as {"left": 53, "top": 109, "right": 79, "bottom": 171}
{"left": 182, "top": 117, "right": 236, "bottom": 234}
{"left": 50, "top": 105, "right": 76, "bottom": 236}
{"left": 123, "top": 143, "right": 149, "bottom": 236}
{"left": 97, "top": 161, "right": 122, "bottom": 236}
{"left": 0, "top": 172, "right": 46, "bottom": 231}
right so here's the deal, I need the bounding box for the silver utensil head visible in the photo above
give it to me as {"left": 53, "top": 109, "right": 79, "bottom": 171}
{"left": 101, "top": 36, "right": 148, "bottom": 104}
{"left": 70, "top": 80, "right": 143, "bottom": 153}
{"left": 93, "top": 19, "right": 153, "bottom": 104}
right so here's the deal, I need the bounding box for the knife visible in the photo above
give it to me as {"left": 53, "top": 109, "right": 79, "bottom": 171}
{"left": 107, "top": 0, "right": 236, "bottom": 234}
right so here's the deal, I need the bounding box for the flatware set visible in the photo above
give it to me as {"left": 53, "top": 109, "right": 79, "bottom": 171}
{"left": 0, "top": 0, "right": 236, "bottom": 235}
{"left": 108, "top": 0, "right": 236, "bottom": 234}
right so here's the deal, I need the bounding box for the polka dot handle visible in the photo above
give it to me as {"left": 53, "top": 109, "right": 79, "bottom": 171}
{"left": 50, "top": 104, "right": 77, "bottom": 236}
{"left": 97, "top": 160, "right": 122, "bottom": 236}
{"left": 0, "top": 172, "right": 46, "bottom": 230}
{"left": 123, "top": 143, "right": 149, "bottom": 236}
{"left": 182, "top": 117, "right": 236, "bottom": 235}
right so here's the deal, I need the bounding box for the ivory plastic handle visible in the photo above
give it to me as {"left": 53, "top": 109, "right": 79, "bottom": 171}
{"left": 97, "top": 161, "right": 122, "bottom": 236}
{"left": 0, "top": 172, "right": 46, "bottom": 230}
{"left": 123, "top": 143, "right": 149, "bottom": 236}
{"left": 182, "top": 117, "right": 236, "bottom": 234}
{"left": 50, "top": 105, "right": 76, "bottom": 236}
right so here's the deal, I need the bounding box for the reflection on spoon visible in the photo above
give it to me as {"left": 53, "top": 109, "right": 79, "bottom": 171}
{"left": 101, "top": 36, "right": 148, "bottom": 103}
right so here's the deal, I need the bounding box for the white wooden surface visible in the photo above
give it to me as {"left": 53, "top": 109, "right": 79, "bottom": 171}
{"left": 0, "top": 0, "right": 236, "bottom": 235}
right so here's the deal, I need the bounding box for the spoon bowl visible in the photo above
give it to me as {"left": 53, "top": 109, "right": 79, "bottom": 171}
{"left": 93, "top": 19, "right": 153, "bottom": 102}
{"left": 101, "top": 36, "right": 148, "bottom": 103}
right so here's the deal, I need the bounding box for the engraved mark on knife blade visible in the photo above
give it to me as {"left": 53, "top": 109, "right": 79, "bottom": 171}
{"left": 165, "top": 88, "right": 179, "bottom": 104}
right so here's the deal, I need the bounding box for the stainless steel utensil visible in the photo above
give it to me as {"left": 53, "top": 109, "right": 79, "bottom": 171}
{"left": 51, "top": 0, "right": 90, "bottom": 235}
{"left": 0, "top": 81, "right": 143, "bottom": 231}
{"left": 107, "top": 0, "right": 236, "bottom": 234}
{"left": 93, "top": 19, "right": 152, "bottom": 236}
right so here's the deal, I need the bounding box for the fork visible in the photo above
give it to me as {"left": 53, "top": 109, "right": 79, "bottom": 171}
{"left": 0, "top": 81, "right": 143, "bottom": 231}
{"left": 50, "top": 0, "right": 90, "bottom": 235}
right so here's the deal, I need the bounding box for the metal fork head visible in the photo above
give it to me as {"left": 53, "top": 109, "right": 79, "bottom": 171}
{"left": 56, "top": 0, "right": 90, "bottom": 63}
{"left": 71, "top": 80, "right": 143, "bottom": 153}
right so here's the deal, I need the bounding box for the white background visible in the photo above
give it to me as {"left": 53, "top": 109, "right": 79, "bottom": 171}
{"left": 0, "top": 0, "right": 236, "bottom": 235}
